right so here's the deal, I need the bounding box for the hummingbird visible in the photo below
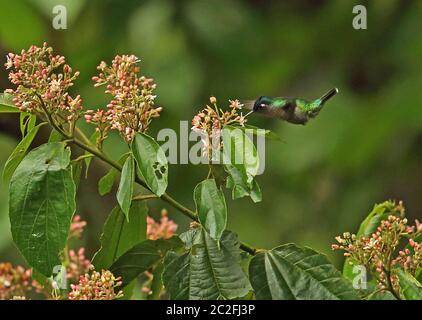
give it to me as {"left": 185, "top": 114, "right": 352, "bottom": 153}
{"left": 242, "top": 88, "right": 338, "bottom": 125}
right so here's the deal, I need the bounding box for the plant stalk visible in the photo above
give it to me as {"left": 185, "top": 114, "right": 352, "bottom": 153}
{"left": 39, "top": 104, "right": 258, "bottom": 256}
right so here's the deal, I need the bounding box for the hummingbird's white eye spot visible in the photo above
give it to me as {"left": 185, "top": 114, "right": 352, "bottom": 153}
{"left": 260, "top": 104, "right": 266, "bottom": 107}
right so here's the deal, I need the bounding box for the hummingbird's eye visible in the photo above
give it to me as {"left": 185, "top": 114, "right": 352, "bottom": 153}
{"left": 253, "top": 96, "right": 265, "bottom": 111}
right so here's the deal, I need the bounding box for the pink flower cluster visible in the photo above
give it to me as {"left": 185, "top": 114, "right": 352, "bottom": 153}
{"left": 69, "top": 215, "right": 87, "bottom": 239}
{"left": 69, "top": 269, "right": 123, "bottom": 300}
{"left": 66, "top": 248, "right": 92, "bottom": 284}
{"left": 147, "top": 209, "right": 178, "bottom": 240}
{"left": 191, "top": 97, "right": 247, "bottom": 156}
{"left": 0, "top": 263, "right": 40, "bottom": 300}
{"left": 87, "top": 54, "right": 162, "bottom": 142}
{"left": 393, "top": 237, "right": 422, "bottom": 275}
{"left": 332, "top": 207, "right": 421, "bottom": 293}
{"left": 4, "top": 43, "right": 82, "bottom": 121}
{"left": 65, "top": 215, "right": 93, "bottom": 286}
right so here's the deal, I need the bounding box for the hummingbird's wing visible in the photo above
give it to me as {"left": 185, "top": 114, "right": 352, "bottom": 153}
{"left": 241, "top": 100, "right": 255, "bottom": 110}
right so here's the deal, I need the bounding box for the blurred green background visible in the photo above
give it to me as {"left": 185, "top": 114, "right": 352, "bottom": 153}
{"left": 0, "top": 0, "right": 421, "bottom": 269}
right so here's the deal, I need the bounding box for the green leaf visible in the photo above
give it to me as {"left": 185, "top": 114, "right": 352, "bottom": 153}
{"left": 210, "top": 164, "right": 227, "bottom": 188}
{"left": 250, "top": 178, "right": 262, "bottom": 203}
{"left": 249, "top": 243, "right": 359, "bottom": 300}
{"left": 117, "top": 155, "right": 135, "bottom": 220}
{"left": 396, "top": 268, "right": 422, "bottom": 300}
{"left": 48, "top": 129, "right": 63, "bottom": 143}
{"left": 343, "top": 201, "right": 403, "bottom": 279}
{"left": 357, "top": 201, "right": 402, "bottom": 237}
{"left": 194, "top": 179, "right": 227, "bottom": 241}
{"left": 222, "top": 127, "right": 259, "bottom": 177}
{"left": 162, "top": 228, "right": 252, "bottom": 300}
{"left": 98, "top": 153, "right": 129, "bottom": 196}
{"left": 9, "top": 142, "right": 76, "bottom": 276}
{"left": 19, "top": 113, "right": 36, "bottom": 137}
{"left": 366, "top": 290, "right": 396, "bottom": 300}
{"left": 110, "top": 237, "right": 183, "bottom": 288}
{"left": 222, "top": 128, "right": 261, "bottom": 202}
{"left": 224, "top": 164, "right": 262, "bottom": 203}
{"left": 98, "top": 169, "right": 117, "bottom": 196}
{"left": 92, "top": 201, "right": 148, "bottom": 270}
{"left": 71, "top": 160, "right": 83, "bottom": 191}
{"left": 132, "top": 133, "right": 168, "bottom": 197}
{"left": 2, "top": 122, "right": 47, "bottom": 184}
{"left": 0, "top": 93, "right": 20, "bottom": 113}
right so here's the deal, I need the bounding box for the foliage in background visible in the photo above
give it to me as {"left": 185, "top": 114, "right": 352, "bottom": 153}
{"left": 0, "top": 0, "right": 421, "bottom": 300}
{"left": 0, "top": 42, "right": 421, "bottom": 300}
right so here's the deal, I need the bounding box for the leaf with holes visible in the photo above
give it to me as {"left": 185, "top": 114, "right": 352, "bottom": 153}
{"left": 162, "top": 228, "right": 252, "bottom": 300}
{"left": 9, "top": 142, "right": 76, "bottom": 276}
{"left": 132, "top": 133, "right": 168, "bottom": 196}
{"left": 249, "top": 243, "right": 359, "bottom": 300}
{"left": 19, "top": 113, "right": 36, "bottom": 137}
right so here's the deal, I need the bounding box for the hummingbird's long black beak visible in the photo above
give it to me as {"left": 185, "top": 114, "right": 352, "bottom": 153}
{"left": 319, "top": 88, "right": 339, "bottom": 104}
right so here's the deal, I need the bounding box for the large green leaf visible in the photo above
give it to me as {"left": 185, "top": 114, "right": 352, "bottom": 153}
{"left": 162, "top": 228, "right": 252, "bottom": 300}
{"left": 0, "top": 93, "right": 20, "bottom": 113}
{"left": 132, "top": 133, "right": 168, "bottom": 196}
{"left": 92, "top": 201, "right": 148, "bottom": 270}
{"left": 343, "top": 201, "right": 403, "bottom": 279}
{"left": 9, "top": 142, "right": 76, "bottom": 276}
{"left": 110, "top": 237, "right": 183, "bottom": 287}
{"left": 194, "top": 179, "right": 227, "bottom": 241}
{"left": 222, "top": 128, "right": 261, "bottom": 202}
{"left": 222, "top": 127, "right": 259, "bottom": 177}
{"left": 117, "top": 155, "right": 135, "bottom": 220}
{"left": 2, "top": 122, "right": 47, "bottom": 183}
{"left": 396, "top": 268, "right": 422, "bottom": 300}
{"left": 249, "top": 243, "right": 359, "bottom": 300}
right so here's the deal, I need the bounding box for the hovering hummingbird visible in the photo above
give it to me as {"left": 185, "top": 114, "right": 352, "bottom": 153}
{"left": 243, "top": 88, "right": 338, "bottom": 125}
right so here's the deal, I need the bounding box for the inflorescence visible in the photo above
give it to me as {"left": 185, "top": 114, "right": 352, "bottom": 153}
{"left": 68, "top": 269, "right": 123, "bottom": 300}
{"left": 88, "top": 54, "right": 161, "bottom": 143}
{"left": 5, "top": 43, "right": 82, "bottom": 123}
{"left": 332, "top": 201, "right": 421, "bottom": 295}
{"left": 191, "top": 97, "right": 247, "bottom": 156}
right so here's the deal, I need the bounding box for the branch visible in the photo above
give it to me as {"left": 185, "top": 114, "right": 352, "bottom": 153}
{"left": 39, "top": 103, "right": 258, "bottom": 255}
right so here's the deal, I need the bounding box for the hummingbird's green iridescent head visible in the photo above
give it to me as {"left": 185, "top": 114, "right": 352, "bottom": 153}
{"left": 253, "top": 96, "right": 273, "bottom": 111}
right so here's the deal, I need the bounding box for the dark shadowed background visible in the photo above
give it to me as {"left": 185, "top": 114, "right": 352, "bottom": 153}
{"left": 0, "top": 0, "right": 421, "bottom": 269}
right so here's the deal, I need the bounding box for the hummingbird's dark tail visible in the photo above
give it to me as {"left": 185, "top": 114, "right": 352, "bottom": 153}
{"left": 319, "top": 88, "right": 339, "bottom": 104}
